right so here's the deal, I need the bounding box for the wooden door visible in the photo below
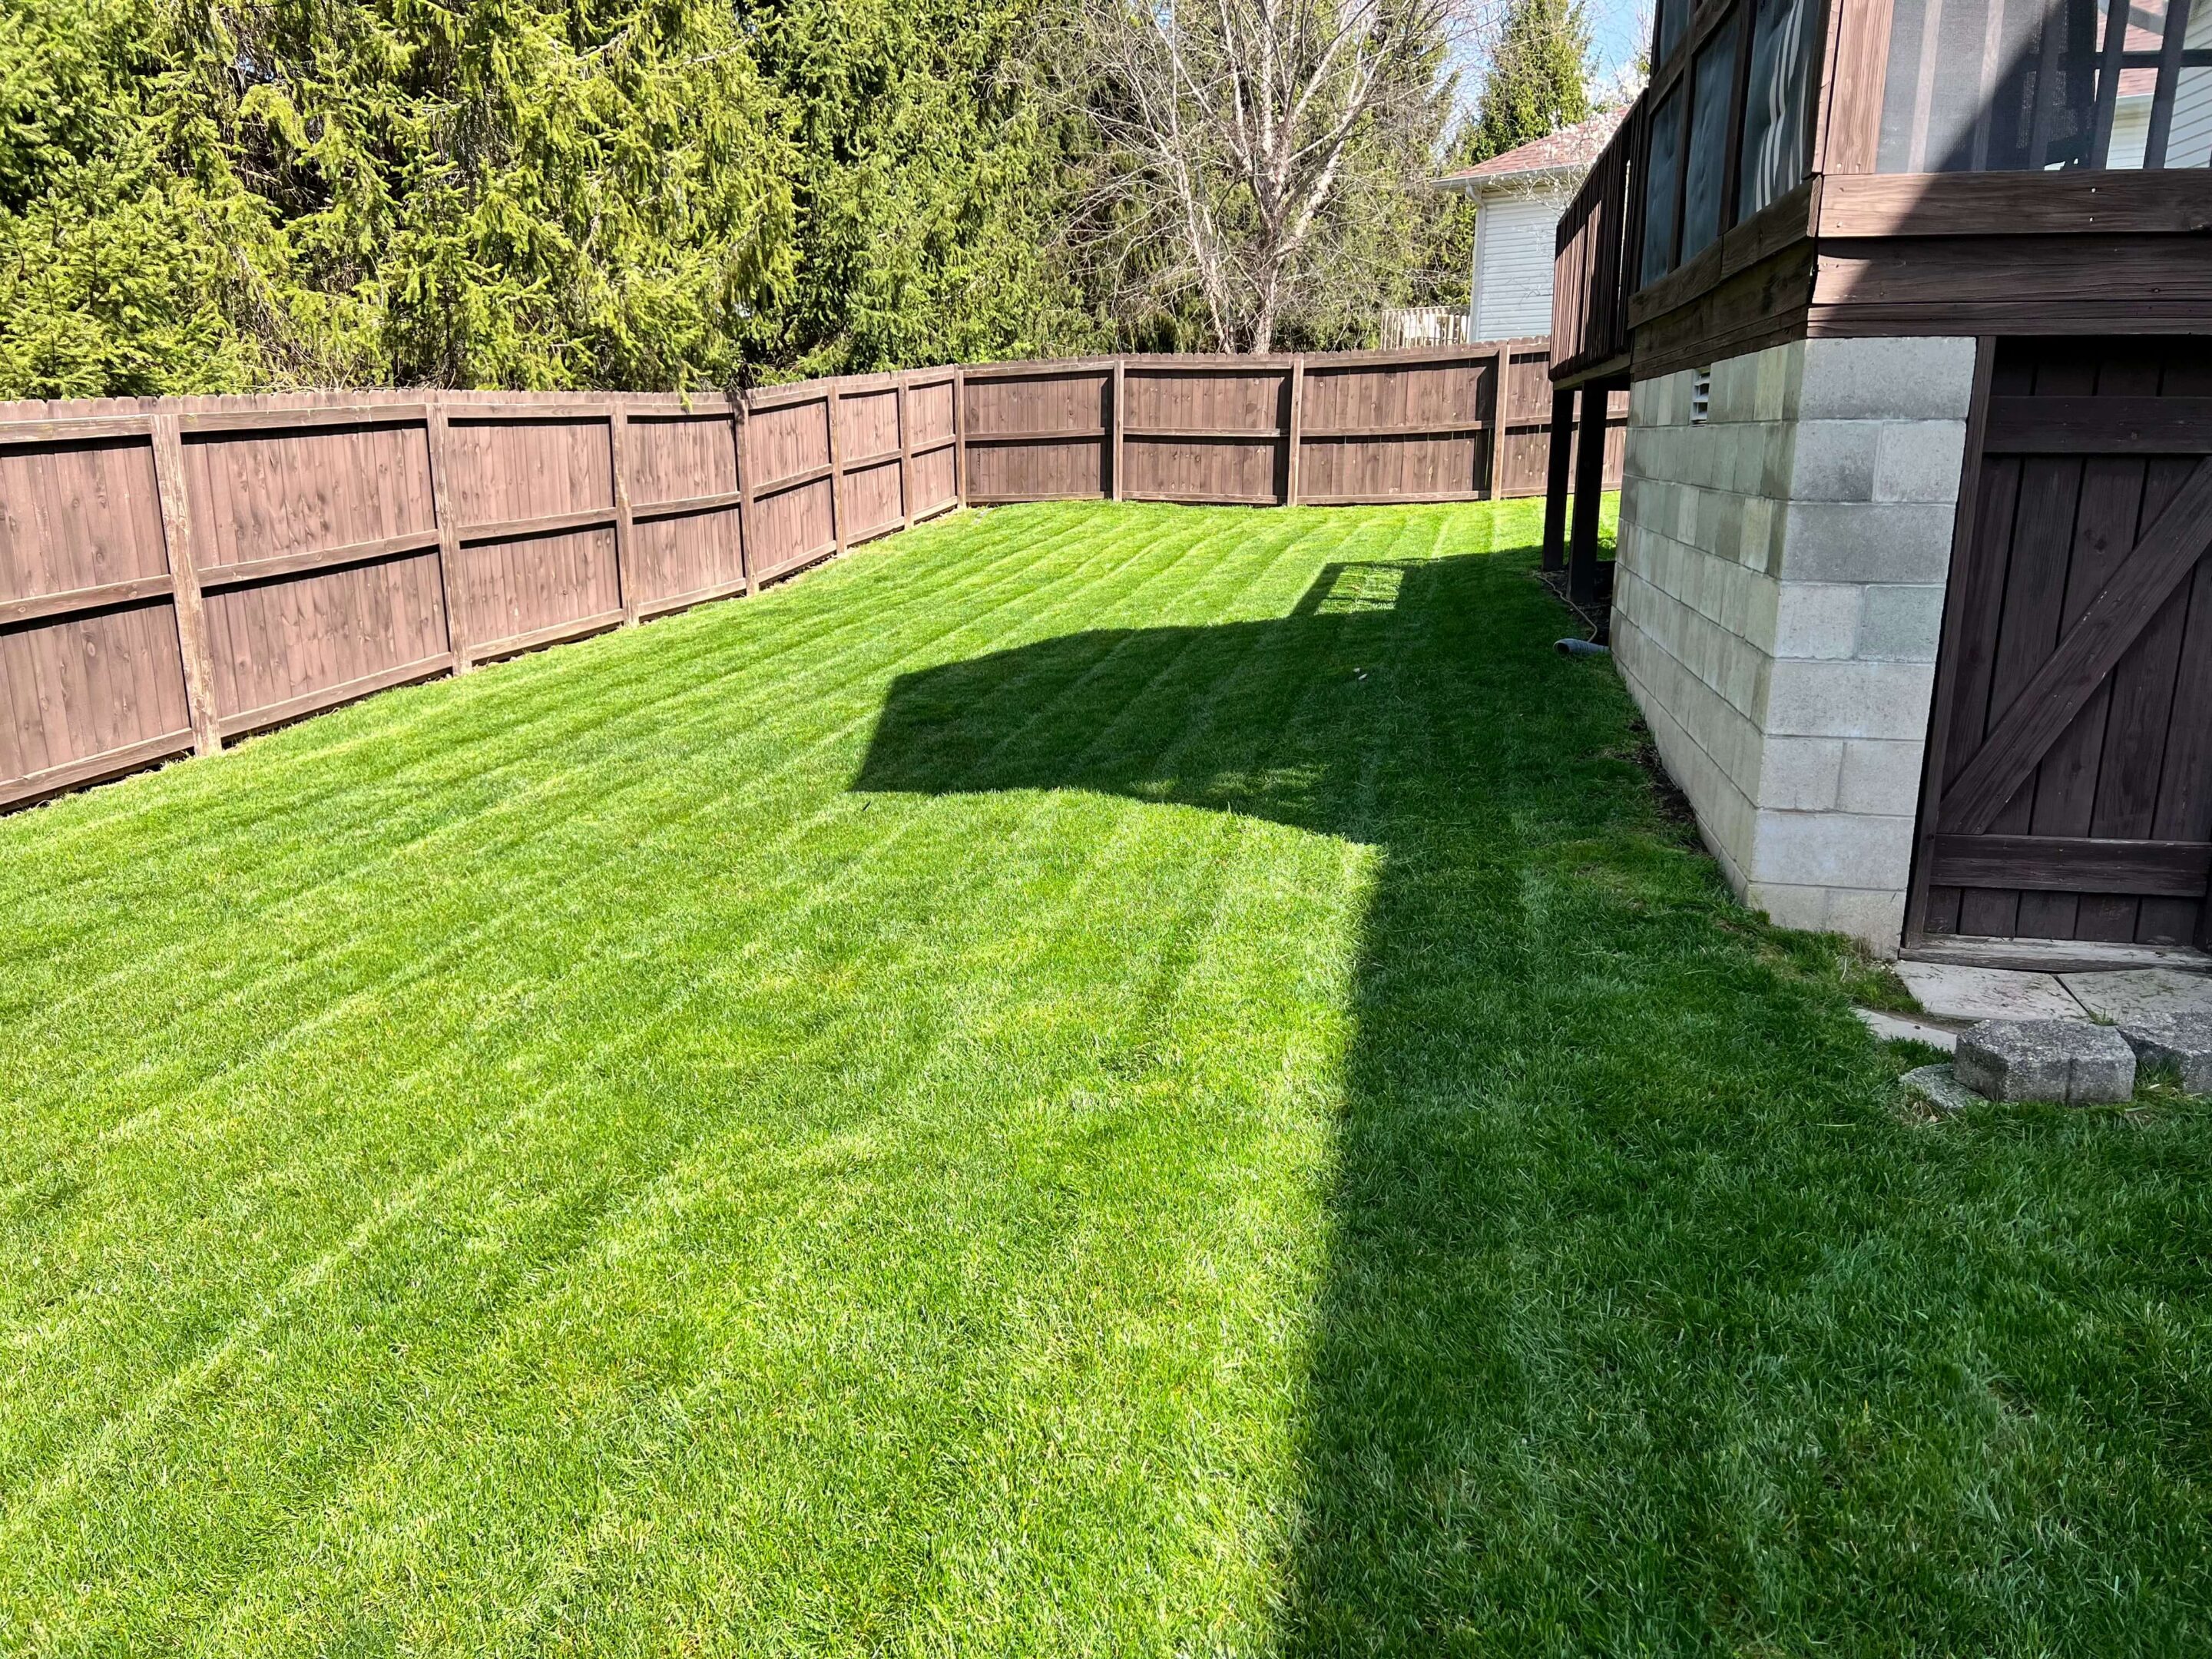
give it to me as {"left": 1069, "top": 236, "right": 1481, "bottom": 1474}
{"left": 1910, "top": 338, "right": 2212, "bottom": 947}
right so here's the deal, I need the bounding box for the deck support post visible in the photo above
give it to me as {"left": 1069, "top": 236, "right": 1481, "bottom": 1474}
{"left": 1568, "top": 382, "right": 1612, "bottom": 608}
{"left": 1542, "top": 387, "right": 1576, "bottom": 573}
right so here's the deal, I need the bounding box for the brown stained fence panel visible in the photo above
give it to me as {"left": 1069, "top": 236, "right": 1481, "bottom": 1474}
{"left": 624, "top": 409, "right": 738, "bottom": 507}
{"left": 1298, "top": 355, "right": 1495, "bottom": 504}
{"left": 177, "top": 414, "right": 453, "bottom": 737}
{"left": 184, "top": 419, "right": 433, "bottom": 570}
{"left": 629, "top": 507, "right": 748, "bottom": 619}
{"left": 906, "top": 375, "right": 959, "bottom": 523}
{"left": 452, "top": 526, "right": 624, "bottom": 666}
{"left": 843, "top": 460, "right": 906, "bottom": 544}
{"left": 0, "top": 604, "right": 194, "bottom": 804}
{"left": 204, "top": 551, "right": 452, "bottom": 738}
{"left": 1122, "top": 363, "right": 1289, "bottom": 504}
{"left": 0, "top": 429, "right": 197, "bottom": 806}
{"left": 836, "top": 379, "right": 908, "bottom": 545}
{"left": 964, "top": 367, "right": 1111, "bottom": 502}
{"left": 621, "top": 409, "right": 747, "bottom": 615}
{"left": 439, "top": 409, "right": 623, "bottom": 663}
{"left": 442, "top": 411, "right": 615, "bottom": 526}
{"left": 1496, "top": 343, "right": 1563, "bottom": 497}
{"left": 4, "top": 436, "right": 181, "bottom": 595}
{"left": 747, "top": 391, "right": 837, "bottom": 581}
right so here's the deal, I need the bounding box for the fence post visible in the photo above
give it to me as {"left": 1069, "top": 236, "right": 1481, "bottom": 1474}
{"left": 1111, "top": 358, "right": 1126, "bottom": 502}
{"left": 1541, "top": 386, "right": 1576, "bottom": 573}
{"left": 1484, "top": 345, "right": 1508, "bottom": 501}
{"left": 149, "top": 413, "right": 222, "bottom": 753}
{"left": 953, "top": 368, "right": 968, "bottom": 508}
{"left": 1284, "top": 355, "right": 1305, "bottom": 507}
{"left": 734, "top": 396, "right": 757, "bottom": 597}
{"left": 896, "top": 373, "right": 913, "bottom": 531}
{"left": 426, "top": 399, "right": 473, "bottom": 671}
{"left": 609, "top": 404, "right": 638, "bottom": 625}
{"left": 826, "top": 380, "right": 847, "bottom": 558}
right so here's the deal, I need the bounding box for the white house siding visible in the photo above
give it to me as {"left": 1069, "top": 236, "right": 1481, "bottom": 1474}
{"left": 1611, "top": 336, "right": 1978, "bottom": 953}
{"left": 1471, "top": 190, "right": 1570, "bottom": 340}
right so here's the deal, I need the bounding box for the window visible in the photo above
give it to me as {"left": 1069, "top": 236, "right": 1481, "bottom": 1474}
{"left": 1656, "top": 0, "right": 1691, "bottom": 67}
{"left": 1691, "top": 368, "right": 1713, "bottom": 423}
{"left": 1641, "top": 87, "right": 1687, "bottom": 285}
{"left": 1739, "top": 0, "right": 1815, "bottom": 215}
{"left": 1682, "top": 34, "right": 1740, "bottom": 258}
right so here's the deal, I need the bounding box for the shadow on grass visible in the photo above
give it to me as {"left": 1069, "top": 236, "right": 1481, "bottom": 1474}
{"left": 853, "top": 547, "right": 2212, "bottom": 1649}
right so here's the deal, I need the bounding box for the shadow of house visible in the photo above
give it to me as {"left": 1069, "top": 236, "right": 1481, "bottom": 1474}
{"left": 852, "top": 548, "right": 1943, "bottom": 1644}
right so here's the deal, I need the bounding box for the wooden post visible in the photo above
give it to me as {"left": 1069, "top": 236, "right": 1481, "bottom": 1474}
{"left": 1541, "top": 386, "right": 1576, "bottom": 573}
{"left": 734, "top": 396, "right": 757, "bottom": 597}
{"left": 149, "top": 414, "right": 222, "bottom": 754}
{"left": 825, "top": 380, "right": 847, "bottom": 557}
{"left": 896, "top": 373, "right": 913, "bottom": 531}
{"left": 1284, "top": 355, "right": 1305, "bottom": 507}
{"left": 1110, "top": 358, "right": 1126, "bottom": 502}
{"left": 1568, "top": 382, "right": 1611, "bottom": 607}
{"left": 608, "top": 404, "right": 639, "bottom": 625}
{"left": 1484, "top": 343, "right": 1508, "bottom": 501}
{"left": 426, "top": 400, "right": 473, "bottom": 671}
{"left": 952, "top": 367, "right": 968, "bottom": 508}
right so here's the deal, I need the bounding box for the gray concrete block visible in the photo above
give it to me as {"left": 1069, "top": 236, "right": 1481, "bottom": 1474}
{"left": 1873, "top": 421, "right": 1969, "bottom": 505}
{"left": 2119, "top": 1013, "right": 2212, "bottom": 1094}
{"left": 1955, "top": 1019, "right": 2137, "bottom": 1104}
{"left": 1901, "top": 1063, "right": 1982, "bottom": 1114}
{"left": 1787, "top": 421, "right": 1880, "bottom": 502}
{"left": 1796, "top": 336, "right": 1979, "bottom": 422}
{"left": 1856, "top": 584, "right": 1946, "bottom": 662}
{"left": 1779, "top": 502, "right": 1959, "bottom": 584}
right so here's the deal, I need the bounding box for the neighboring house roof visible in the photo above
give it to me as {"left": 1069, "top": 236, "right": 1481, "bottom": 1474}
{"left": 1433, "top": 108, "right": 1628, "bottom": 196}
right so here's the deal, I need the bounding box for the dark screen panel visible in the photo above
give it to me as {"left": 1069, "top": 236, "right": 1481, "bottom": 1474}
{"left": 1641, "top": 87, "right": 1687, "bottom": 286}
{"left": 1656, "top": 0, "right": 1691, "bottom": 65}
{"left": 1876, "top": 0, "right": 2105, "bottom": 171}
{"left": 1682, "top": 31, "right": 1739, "bottom": 257}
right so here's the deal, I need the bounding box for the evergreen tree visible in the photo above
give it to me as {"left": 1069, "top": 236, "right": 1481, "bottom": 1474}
{"left": 1462, "top": 0, "right": 1593, "bottom": 165}
{"left": 0, "top": 0, "right": 1100, "bottom": 399}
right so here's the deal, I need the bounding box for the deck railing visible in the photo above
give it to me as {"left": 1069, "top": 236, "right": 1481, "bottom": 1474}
{"left": 1549, "top": 98, "right": 1646, "bottom": 382}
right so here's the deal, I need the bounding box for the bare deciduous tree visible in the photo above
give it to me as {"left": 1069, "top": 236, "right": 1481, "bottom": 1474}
{"left": 1060, "top": 0, "right": 1485, "bottom": 351}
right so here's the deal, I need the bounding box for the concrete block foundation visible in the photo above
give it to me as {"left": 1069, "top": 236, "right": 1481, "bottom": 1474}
{"left": 1610, "top": 336, "right": 1978, "bottom": 954}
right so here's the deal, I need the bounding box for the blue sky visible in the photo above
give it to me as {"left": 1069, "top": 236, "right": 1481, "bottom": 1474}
{"left": 1585, "top": 0, "right": 1651, "bottom": 79}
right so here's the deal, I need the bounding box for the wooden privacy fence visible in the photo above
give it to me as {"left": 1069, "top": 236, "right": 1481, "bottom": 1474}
{"left": 1, "top": 341, "right": 1623, "bottom": 813}
{"left": 964, "top": 340, "right": 1582, "bottom": 506}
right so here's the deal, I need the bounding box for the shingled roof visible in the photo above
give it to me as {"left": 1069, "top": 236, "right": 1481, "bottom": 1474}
{"left": 1434, "top": 107, "right": 1627, "bottom": 191}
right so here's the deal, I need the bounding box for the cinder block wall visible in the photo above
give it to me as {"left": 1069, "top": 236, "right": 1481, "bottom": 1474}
{"left": 1610, "top": 336, "right": 1976, "bottom": 953}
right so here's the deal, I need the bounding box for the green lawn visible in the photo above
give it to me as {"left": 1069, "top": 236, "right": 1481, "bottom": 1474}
{"left": 5, "top": 499, "right": 2210, "bottom": 1654}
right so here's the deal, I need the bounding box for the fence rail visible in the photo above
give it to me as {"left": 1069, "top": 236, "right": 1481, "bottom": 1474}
{"left": 0, "top": 341, "right": 1623, "bottom": 811}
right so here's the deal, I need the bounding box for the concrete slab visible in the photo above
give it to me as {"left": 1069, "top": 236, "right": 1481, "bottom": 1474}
{"left": 1894, "top": 961, "right": 2086, "bottom": 1023}
{"left": 1855, "top": 1008, "right": 1959, "bottom": 1051}
{"left": 1900, "top": 1063, "right": 1982, "bottom": 1114}
{"left": 2061, "top": 968, "right": 2212, "bottom": 1025}
{"left": 1955, "top": 1018, "right": 2136, "bottom": 1104}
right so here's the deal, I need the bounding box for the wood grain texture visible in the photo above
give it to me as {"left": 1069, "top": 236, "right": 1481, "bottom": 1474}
{"left": 1919, "top": 340, "right": 2212, "bottom": 946}
{"left": 151, "top": 416, "right": 221, "bottom": 755}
